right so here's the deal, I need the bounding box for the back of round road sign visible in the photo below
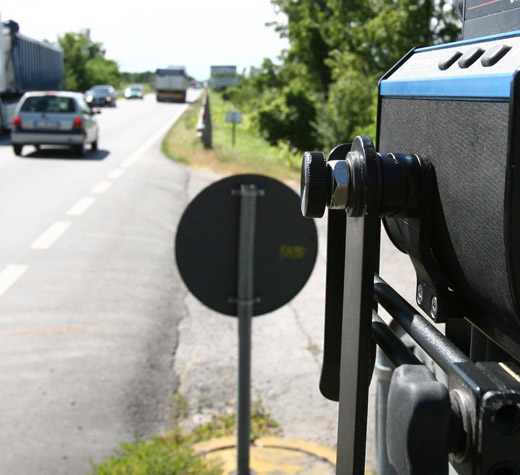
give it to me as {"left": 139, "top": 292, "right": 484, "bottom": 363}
{"left": 175, "top": 174, "right": 318, "bottom": 316}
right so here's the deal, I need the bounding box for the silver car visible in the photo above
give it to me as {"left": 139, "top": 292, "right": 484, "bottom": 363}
{"left": 11, "top": 91, "right": 100, "bottom": 157}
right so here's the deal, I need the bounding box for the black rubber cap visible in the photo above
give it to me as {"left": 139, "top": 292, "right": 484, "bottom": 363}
{"left": 300, "top": 151, "right": 328, "bottom": 218}
{"left": 387, "top": 365, "right": 452, "bottom": 475}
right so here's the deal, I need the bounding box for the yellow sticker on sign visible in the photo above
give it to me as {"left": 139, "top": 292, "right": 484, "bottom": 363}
{"left": 279, "top": 245, "right": 307, "bottom": 260}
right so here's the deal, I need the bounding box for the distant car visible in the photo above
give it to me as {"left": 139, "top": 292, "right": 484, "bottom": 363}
{"left": 124, "top": 84, "right": 144, "bottom": 99}
{"left": 11, "top": 91, "right": 100, "bottom": 157}
{"left": 85, "top": 85, "right": 117, "bottom": 107}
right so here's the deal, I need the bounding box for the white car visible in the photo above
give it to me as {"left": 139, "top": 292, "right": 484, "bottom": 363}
{"left": 11, "top": 91, "right": 100, "bottom": 157}
{"left": 124, "top": 84, "right": 144, "bottom": 99}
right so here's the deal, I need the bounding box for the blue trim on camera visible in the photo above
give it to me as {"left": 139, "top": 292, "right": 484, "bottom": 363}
{"left": 380, "top": 74, "right": 512, "bottom": 99}
{"left": 417, "top": 30, "right": 520, "bottom": 52}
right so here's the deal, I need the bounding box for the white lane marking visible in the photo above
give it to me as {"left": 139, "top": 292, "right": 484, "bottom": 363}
{"left": 108, "top": 168, "right": 126, "bottom": 180}
{"left": 67, "top": 197, "right": 95, "bottom": 216}
{"left": 30, "top": 221, "right": 71, "bottom": 250}
{"left": 120, "top": 111, "right": 186, "bottom": 168}
{"left": 0, "top": 265, "right": 28, "bottom": 296}
{"left": 91, "top": 181, "right": 112, "bottom": 194}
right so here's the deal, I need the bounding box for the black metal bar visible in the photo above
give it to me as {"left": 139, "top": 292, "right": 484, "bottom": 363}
{"left": 336, "top": 213, "right": 379, "bottom": 474}
{"left": 319, "top": 209, "right": 347, "bottom": 401}
{"left": 319, "top": 144, "right": 352, "bottom": 402}
{"left": 371, "top": 311, "right": 421, "bottom": 367}
{"left": 336, "top": 137, "right": 380, "bottom": 474}
{"left": 373, "top": 274, "right": 470, "bottom": 374}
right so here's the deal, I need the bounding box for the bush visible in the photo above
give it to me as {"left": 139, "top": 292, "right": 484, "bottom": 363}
{"left": 92, "top": 398, "right": 281, "bottom": 475}
{"left": 313, "top": 60, "right": 378, "bottom": 150}
{"left": 254, "top": 83, "right": 318, "bottom": 152}
{"left": 93, "top": 431, "right": 221, "bottom": 475}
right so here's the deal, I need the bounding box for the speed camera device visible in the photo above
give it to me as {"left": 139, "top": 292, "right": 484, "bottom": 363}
{"left": 300, "top": 1, "right": 520, "bottom": 473}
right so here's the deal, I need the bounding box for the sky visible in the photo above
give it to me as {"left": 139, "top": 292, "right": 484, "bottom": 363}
{"left": 1, "top": 0, "right": 289, "bottom": 80}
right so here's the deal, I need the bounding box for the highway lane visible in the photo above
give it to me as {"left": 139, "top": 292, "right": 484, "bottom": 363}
{"left": 0, "top": 90, "right": 199, "bottom": 474}
{"left": 0, "top": 92, "right": 193, "bottom": 268}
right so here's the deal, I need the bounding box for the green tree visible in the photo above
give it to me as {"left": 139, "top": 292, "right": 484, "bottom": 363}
{"left": 58, "top": 29, "right": 122, "bottom": 91}
{"left": 231, "top": 0, "right": 461, "bottom": 152}
{"left": 86, "top": 57, "right": 122, "bottom": 88}
{"left": 269, "top": 0, "right": 337, "bottom": 95}
{"left": 122, "top": 71, "right": 156, "bottom": 85}
{"left": 255, "top": 81, "right": 319, "bottom": 151}
{"left": 315, "top": 0, "right": 461, "bottom": 148}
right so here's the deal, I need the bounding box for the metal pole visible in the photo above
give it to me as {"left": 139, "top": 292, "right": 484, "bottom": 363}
{"left": 232, "top": 121, "right": 236, "bottom": 148}
{"left": 373, "top": 274, "right": 470, "bottom": 373}
{"left": 235, "top": 184, "right": 259, "bottom": 475}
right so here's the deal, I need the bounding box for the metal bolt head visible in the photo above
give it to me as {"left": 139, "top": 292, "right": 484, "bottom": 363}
{"left": 327, "top": 160, "right": 350, "bottom": 210}
{"left": 417, "top": 284, "right": 424, "bottom": 305}
{"left": 430, "top": 296, "right": 438, "bottom": 319}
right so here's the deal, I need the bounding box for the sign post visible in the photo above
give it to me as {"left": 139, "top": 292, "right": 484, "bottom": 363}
{"left": 226, "top": 111, "right": 242, "bottom": 148}
{"left": 233, "top": 184, "right": 263, "bottom": 473}
{"left": 175, "top": 174, "right": 318, "bottom": 475}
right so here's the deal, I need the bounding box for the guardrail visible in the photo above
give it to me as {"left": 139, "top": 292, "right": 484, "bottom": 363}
{"left": 196, "top": 90, "right": 212, "bottom": 149}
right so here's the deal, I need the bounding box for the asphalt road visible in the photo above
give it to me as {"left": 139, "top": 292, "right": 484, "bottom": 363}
{"left": 0, "top": 90, "right": 200, "bottom": 474}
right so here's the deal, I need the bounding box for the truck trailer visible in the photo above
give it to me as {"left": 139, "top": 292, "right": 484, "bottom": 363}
{"left": 155, "top": 66, "right": 188, "bottom": 103}
{"left": 0, "top": 18, "right": 64, "bottom": 131}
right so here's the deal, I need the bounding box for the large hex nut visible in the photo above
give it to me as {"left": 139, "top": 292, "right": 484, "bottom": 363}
{"left": 327, "top": 160, "right": 350, "bottom": 209}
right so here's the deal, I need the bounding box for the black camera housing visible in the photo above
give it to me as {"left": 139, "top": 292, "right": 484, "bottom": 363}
{"left": 378, "top": 19, "right": 520, "bottom": 361}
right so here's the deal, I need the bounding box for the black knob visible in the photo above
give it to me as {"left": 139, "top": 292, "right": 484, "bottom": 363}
{"left": 301, "top": 151, "right": 328, "bottom": 218}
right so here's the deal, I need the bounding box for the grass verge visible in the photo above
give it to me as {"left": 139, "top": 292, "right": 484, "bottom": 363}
{"left": 91, "top": 398, "right": 281, "bottom": 474}
{"left": 93, "top": 431, "right": 222, "bottom": 475}
{"left": 161, "top": 91, "right": 301, "bottom": 182}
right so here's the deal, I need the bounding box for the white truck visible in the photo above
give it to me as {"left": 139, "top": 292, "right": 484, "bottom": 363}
{"left": 0, "top": 17, "right": 64, "bottom": 131}
{"left": 155, "top": 65, "right": 189, "bottom": 102}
